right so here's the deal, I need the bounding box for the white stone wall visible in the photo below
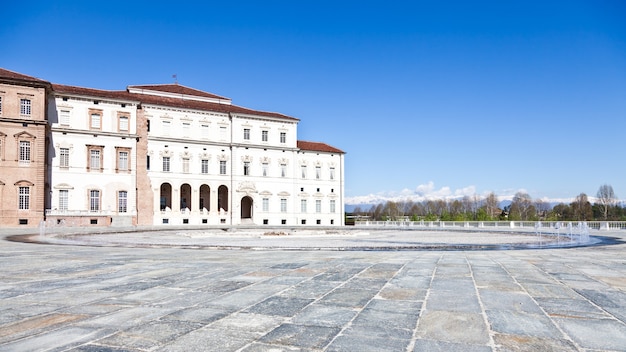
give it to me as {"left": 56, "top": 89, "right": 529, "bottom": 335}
{"left": 47, "top": 95, "right": 138, "bottom": 223}
{"left": 44, "top": 88, "right": 344, "bottom": 227}
{"left": 145, "top": 106, "right": 344, "bottom": 226}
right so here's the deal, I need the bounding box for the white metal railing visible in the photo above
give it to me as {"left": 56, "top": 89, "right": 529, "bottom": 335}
{"left": 355, "top": 220, "right": 626, "bottom": 231}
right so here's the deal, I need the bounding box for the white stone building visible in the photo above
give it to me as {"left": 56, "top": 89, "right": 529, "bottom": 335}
{"left": 41, "top": 78, "right": 344, "bottom": 227}
{"left": 46, "top": 85, "right": 140, "bottom": 227}
{"left": 134, "top": 84, "right": 345, "bottom": 226}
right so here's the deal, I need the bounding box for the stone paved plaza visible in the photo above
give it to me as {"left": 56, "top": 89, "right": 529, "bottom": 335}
{"left": 1, "top": 228, "right": 625, "bottom": 351}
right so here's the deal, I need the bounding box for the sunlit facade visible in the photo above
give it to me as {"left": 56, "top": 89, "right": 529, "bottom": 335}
{"left": 0, "top": 68, "right": 345, "bottom": 227}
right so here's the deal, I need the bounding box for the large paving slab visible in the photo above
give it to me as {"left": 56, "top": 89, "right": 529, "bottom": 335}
{"left": 0, "top": 228, "right": 625, "bottom": 351}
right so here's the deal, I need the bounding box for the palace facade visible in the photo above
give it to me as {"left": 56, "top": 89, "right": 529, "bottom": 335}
{"left": 0, "top": 68, "right": 345, "bottom": 228}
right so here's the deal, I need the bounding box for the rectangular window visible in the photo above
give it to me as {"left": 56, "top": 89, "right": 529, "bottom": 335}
{"left": 330, "top": 199, "right": 336, "bottom": 213}
{"left": 118, "top": 115, "right": 129, "bottom": 131}
{"left": 201, "top": 124, "right": 209, "bottom": 139}
{"left": 243, "top": 128, "right": 250, "bottom": 140}
{"left": 220, "top": 126, "right": 227, "bottom": 141}
{"left": 262, "top": 130, "right": 268, "bottom": 142}
{"left": 316, "top": 166, "right": 321, "bottom": 180}
{"left": 301, "top": 199, "right": 307, "bottom": 213}
{"left": 262, "top": 163, "right": 268, "bottom": 177}
{"left": 262, "top": 198, "right": 269, "bottom": 212}
{"left": 301, "top": 165, "right": 307, "bottom": 179}
{"left": 280, "top": 132, "right": 286, "bottom": 144}
{"left": 90, "top": 149, "right": 101, "bottom": 170}
{"left": 243, "top": 161, "right": 250, "bottom": 176}
{"left": 20, "top": 99, "right": 31, "bottom": 116}
{"left": 118, "top": 191, "right": 128, "bottom": 213}
{"left": 330, "top": 167, "right": 335, "bottom": 180}
{"left": 0, "top": 96, "right": 2, "bottom": 115}
{"left": 163, "top": 156, "right": 170, "bottom": 172}
{"left": 118, "top": 150, "right": 129, "bottom": 171}
{"left": 19, "top": 141, "right": 31, "bottom": 164}
{"left": 316, "top": 199, "right": 322, "bottom": 213}
{"left": 182, "top": 122, "right": 191, "bottom": 137}
{"left": 146, "top": 155, "right": 150, "bottom": 170}
{"left": 281, "top": 164, "right": 287, "bottom": 178}
{"left": 162, "top": 120, "right": 171, "bottom": 136}
{"left": 89, "top": 190, "right": 100, "bottom": 212}
{"left": 147, "top": 119, "right": 150, "bottom": 132}
{"left": 90, "top": 113, "right": 101, "bottom": 129}
{"left": 201, "top": 159, "right": 209, "bottom": 174}
{"left": 220, "top": 160, "right": 227, "bottom": 175}
{"left": 18, "top": 187, "right": 29, "bottom": 210}
{"left": 281, "top": 198, "right": 287, "bottom": 213}
{"left": 59, "top": 110, "right": 70, "bottom": 125}
{"left": 59, "top": 148, "right": 69, "bottom": 168}
{"left": 59, "top": 190, "right": 68, "bottom": 211}
{"left": 182, "top": 158, "right": 190, "bottom": 173}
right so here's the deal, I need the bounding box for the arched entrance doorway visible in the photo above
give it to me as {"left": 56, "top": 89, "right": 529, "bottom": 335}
{"left": 160, "top": 183, "right": 172, "bottom": 211}
{"left": 241, "top": 196, "right": 253, "bottom": 219}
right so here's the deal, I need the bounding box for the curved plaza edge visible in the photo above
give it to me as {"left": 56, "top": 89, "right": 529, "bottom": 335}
{"left": 4, "top": 226, "right": 625, "bottom": 251}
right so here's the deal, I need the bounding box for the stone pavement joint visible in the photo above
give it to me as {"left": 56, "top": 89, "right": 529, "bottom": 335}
{"left": 0, "top": 228, "right": 625, "bottom": 351}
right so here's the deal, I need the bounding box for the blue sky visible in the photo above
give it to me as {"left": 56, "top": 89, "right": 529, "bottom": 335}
{"left": 2, "top": 1, "right": 625, "bottom": 205}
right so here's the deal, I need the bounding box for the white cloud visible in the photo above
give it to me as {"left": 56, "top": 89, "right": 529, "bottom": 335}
{"left": 346, "top": 182, "right": 478, "bottom": 205}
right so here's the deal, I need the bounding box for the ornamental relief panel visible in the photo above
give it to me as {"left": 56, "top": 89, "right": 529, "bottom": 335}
{"left": 237, "top": 181, "right": 257, "bottom": 194}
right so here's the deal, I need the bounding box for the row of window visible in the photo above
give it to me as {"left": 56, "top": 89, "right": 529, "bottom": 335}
{"left": 0, "top": 97, "right": 31, "bottom": 116}
{"left": 56, "top": 189, "right": 128, "bottom": 213}
{"left": 262, "top": 198, "right": 337, "bottom": 213}
{"left": 22, "top": 99, "right": 30, "bottom": 115}
{"left": 243, "top": 128, "right": 287, "bottom": 144}
{"left": 153, "top": 155, "right": 335, "bottom": 179}
{"left": 56, "top": 146, "right": 131, "bottom": 172}
{"left": 57, "top": 109, "right": 130, "bottom": 132}
{"left": 153, "top": 120, "right": 287, "bottom": 144}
